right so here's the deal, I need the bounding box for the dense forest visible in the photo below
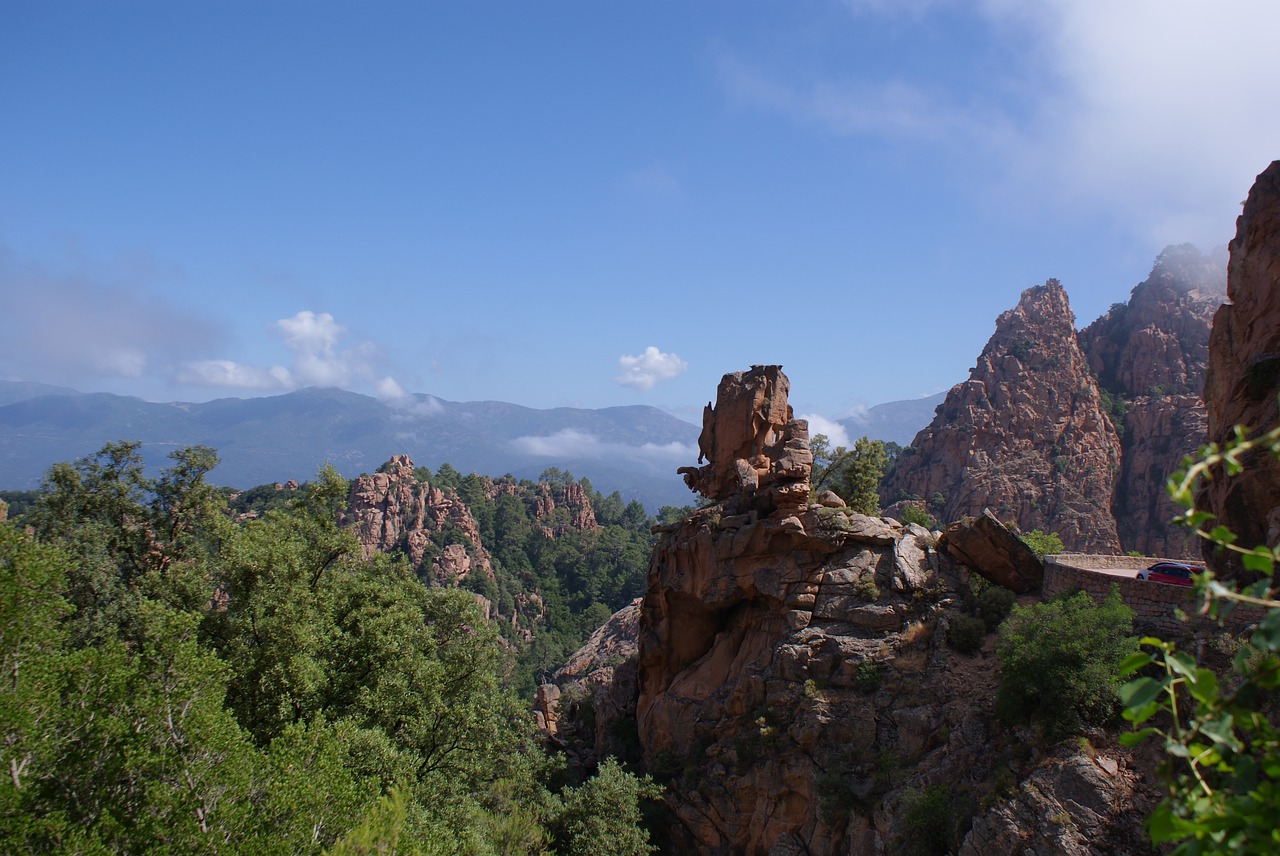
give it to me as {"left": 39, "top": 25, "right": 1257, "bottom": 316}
{"left": 0, "top": 442, "right": 661, "bottom": 854}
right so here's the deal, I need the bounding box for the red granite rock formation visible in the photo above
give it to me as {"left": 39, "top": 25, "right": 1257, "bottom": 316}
{"left": 1201, "top": 160, "right": 1280, "bottom": 577}
{"left": 881, "top": 281, "right": 1122, "bottom": 553}
{"left": 677, "top": 365, "right": 813, "bottom": 515}
{"left": 344, "top": 454, "right": 492, "bottom": 585}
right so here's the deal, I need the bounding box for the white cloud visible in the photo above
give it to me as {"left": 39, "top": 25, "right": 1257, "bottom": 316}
{"left": 179, "top": 309, "right": 402, "bottom": 395}
{"left": 178, "top": 359, "right": 291, "bottom": 390}
{"left": 510, "top": 429, "right": 697, "bottom": 466}
{"left": 615, "top": 346, "right": 688, "bottom": 391}
{"left": 799, "top": 413, "right": 850, "bottom": 449}
{"left": 718, "top": 0, "right": 1280, "bottom": 246}
{"left": 1006, "top": 0, "right": 1280, "bottom": 242}
{"left": 376, "top": 376, "right": 408, "bottom": 400}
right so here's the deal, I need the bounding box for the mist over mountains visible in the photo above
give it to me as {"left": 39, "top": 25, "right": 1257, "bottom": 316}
{"left": 0, "top": 383, "right": 944, "bottom": 510}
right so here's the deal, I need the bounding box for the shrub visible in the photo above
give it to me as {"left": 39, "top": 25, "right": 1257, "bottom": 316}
{"left": 1019, "top": 529, "right": 1064, "bottom": 559}
{"left": 948, "top": 614, "right": 987, "bottom": 655}
{"left": 996, "top": 588, "right": 1135, "bottom": 739}
{"left": 977, "top": 585, "right": 1016, "bottom": 632}
{"left": 853, "top": 659, "right": 882, "bottom": 694}
{"left": 899, "top": 504, "right": 935, "bottom": 529}
{"left": 899, "top": 783, "right": 954, "bottom": 856}
{"left": 853, "top": 573, "right": 880, "bottom": 602}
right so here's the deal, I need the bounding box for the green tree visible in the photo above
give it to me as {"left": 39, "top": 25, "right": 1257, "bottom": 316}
{"left": 549, "top": 759, "right": 661, "bottom": 856}
{"left": 845, "top": 437, "right": 888, "bottom": 515}
{"left": 1020, "top": 529, "right": 1065, "bottom": 559}
{"left": 996, "top": 588, "right": 1137, "bottom": 739}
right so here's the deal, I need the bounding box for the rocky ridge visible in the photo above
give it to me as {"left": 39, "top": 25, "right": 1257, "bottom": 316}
{"left": 880, "top": 281, "right": 1122, "bottom": 552}
{"left": 344, "top": 454, "right": 494, "bottom": 585}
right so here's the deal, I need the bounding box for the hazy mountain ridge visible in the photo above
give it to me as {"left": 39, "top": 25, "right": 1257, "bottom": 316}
{"left": 0, "top": 383, "right": 940, "bottom": 510}
{"left": 0, "top": 384, "right": 708, "bottom": 508}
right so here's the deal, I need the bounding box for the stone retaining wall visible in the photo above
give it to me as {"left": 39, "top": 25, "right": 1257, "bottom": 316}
{"left": 1043, "top": 553, "right": 1264, "bottom": 639}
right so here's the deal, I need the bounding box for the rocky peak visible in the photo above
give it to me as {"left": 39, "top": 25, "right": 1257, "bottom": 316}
{"left": 677, "top": 364, "right": 813, "bottom": 516}
{"left": 882, "top": 280, "right": 1122, "bottom": 552}
{"left": 1202, "top": 160, "right": 1280, "bottom": 577}
{"left": 1079, "top": 244, "right": 1225, "bottom": 397}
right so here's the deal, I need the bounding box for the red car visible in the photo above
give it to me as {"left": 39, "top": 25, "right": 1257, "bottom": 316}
{"left": 1136, "top": 561, "right": 1201, "bottom": 587}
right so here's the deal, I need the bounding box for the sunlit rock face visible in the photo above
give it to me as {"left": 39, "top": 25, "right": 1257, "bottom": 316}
{"left": 1202, "top": 161, "right": 1280, "bottom": 578}
{"left": 881, "top": 281, "right": 1122, "bottom": 553}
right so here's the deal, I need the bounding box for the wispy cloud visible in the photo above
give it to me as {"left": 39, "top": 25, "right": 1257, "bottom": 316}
{"left": 714, "top": 51, "right": 999, "bottom": 144}
{"left": 799, "top": 413, "right": 851, "bottom": 448}
{"left": 179, "top": 310, "right": 403, "bottom": 397}
{"left": 510, "top": 428, "right": 697, "bottom": 467}
{"left": 716, "top": 0, "right": 1280, "bottom": 246}
{"left": 614, "top": 346, "right": 688, "bottom": 391}
{"left": 619, "top": 163, "right": 684, "bottom": 203}
{"left": 0, "top": 245, "right": 222, "bottom": 386}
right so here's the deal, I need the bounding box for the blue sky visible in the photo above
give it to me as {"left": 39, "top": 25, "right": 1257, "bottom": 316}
{"left": 2, "top": 1, "right": 1277, "bottom": 434}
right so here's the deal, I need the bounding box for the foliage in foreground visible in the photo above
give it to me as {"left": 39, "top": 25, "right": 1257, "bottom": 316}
{"left": 996, "top": 587, "right": 1136, "bottom": 739}
{"left": 0, "top": 442, "right": 660, "bottom": 854}
{"left": 1117, "top": 419, "right": 1280, "bottom": 855}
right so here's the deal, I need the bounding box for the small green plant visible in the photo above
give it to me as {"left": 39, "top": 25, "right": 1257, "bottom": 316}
{"left": 900, "top": 783, "right": 954, "bottom": 856}
{"left": 853, "top": 572, "right": 880, "bottom": 602}
{"left": 1115, "top": 416, "right": 1280, "bottom": 854}
{"left": 853, "top": 659, "right": 882, "bottom": 694}
{"left": 948, "top": 614, "right": 987, "bottom": 655}
{"left": 899, "top": 504, "right": 935, "bottom": 529}
{"left": 977, "top": 585, "right": 1016, "bottom": 632}
{"left": 1020, "top": 529, "right": 1065, "bottom": 559}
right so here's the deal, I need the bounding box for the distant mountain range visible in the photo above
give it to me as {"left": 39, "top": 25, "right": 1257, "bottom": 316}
{"left": 0, "top": 382, "right": 944, "bottom": 509}
{"left": 838, "top": 392, "right": 947, "bottom": 447}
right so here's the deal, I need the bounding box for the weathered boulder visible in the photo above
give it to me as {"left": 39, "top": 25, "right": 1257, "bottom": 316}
{"left": 1201, "top": 161, "right": 1280, "bottom": 578}
{"left": 941, "top": 510, "right": 1043, "bottom": 593}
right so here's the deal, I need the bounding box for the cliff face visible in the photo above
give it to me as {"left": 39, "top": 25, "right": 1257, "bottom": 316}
{"left": 1202, "top": 161, "right": 1280, "bottom": 576}
{"left": 1079, "top": 245, "right": 1225, "bottom": 557}
{"left": 1079, "top": 243, "right": 1223, "bottom": 397}
{"left": 881, "top": 281, "right": 1122, "bottom": 553}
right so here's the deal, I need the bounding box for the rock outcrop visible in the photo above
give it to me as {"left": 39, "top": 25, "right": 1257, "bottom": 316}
{"left": 958, "top": 745, "right": 1153, "bottom": 856}
{"left": 1113, "top": 395, "right": 1207, "bottom": 558}
{"left": 881, "top": 281, "right": 1122, "bottom": 553}
{"left": 344, "top": 454, "right": 493, "bottom": 585}
{"left": 635, "top": 367, "right": 1039, "bottom": 853}
{"left": 1202, "top": 160, "right": 1280, "bottom": 577}
{"left": 1079, "top": 243, "right": 1223, "bottom": 398}
{"left": 678, "top": 364, "right": 813, "bottom": 516}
